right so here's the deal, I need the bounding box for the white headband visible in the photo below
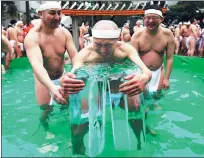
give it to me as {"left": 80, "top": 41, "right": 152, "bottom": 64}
{"left": 145, "top": 9, "right": 163, "bottom": 17}
{"left": 184, "top": 21, "right": 191, "bottom": 25}
{"left": 15, "top": 21, "right": 23, "bottom": 27}
{"left": 37, "top": 2, "right": 61, "bottom": 14}
{"left": 92, "top": 29, "right": 121, "bottom": 39}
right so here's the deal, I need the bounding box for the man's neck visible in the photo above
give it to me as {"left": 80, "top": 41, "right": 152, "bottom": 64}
{"left": 41, "top": 22, "right": 56, "bottom": 34}
{"left": 146, "top": 26, "right": 161, "bottom": 35}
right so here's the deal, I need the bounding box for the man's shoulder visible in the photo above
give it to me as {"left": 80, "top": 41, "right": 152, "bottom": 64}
{"left": 26, "top": 27, "right": 38, "bottom": 36}
{"left": 58, "top": 27, "right": 71, "bottom": 37}
{"left": 7, "top": 27, "right": 15, "bottom": 32}
{"left": 132, "top": 28, "right": 145, "bottom": 38}
{"left": 78, "top": 45, "right": 95, "bottom": 60}
{"left": 161, "top": 27, "right": 173, "bottom": 36}
{"left": 116, "top": 41, "right": 133, "bottom": 51}
{"left": 181, "top": 25, "right": 187, "bottom": 30}
{"left": 190, "top": 24, "right": 197, "bottom": 29}
{"left": 24, "top": 28, "right": 39, "bottom": 44}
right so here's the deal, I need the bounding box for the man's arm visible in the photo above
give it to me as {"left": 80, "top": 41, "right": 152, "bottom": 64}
{"left": 125, "top": 43, "right": 152, "bottom": 81}
{"left": 191, "top": 25, "right": 200, "bottom": 39}
{"left": 60, "top": 48, "right": 88, "bottom": 94}
{"left": 70, "top": 48, "right": 88, "bottom": 73}
{"left": 120, "top": 29, "right": 124, "bottom": 41}
{"left": 2, "top": 35, "right": 13, "bottom": 68}
{"left": 79, "top": 27, "right": 84, "bottom": 38}
{"left": 174, "top": 28, "right": 179, "bottom": 38}
{"left": 165, "top": 30, "right": 175, "bottom": 81}
{"left": 133, "top": 26, "right": 136, "bottom": 33}
{"left": 130, "top": 31, "right": 140, "bottom": 50}
{"left": 14, "top": 28, "right": 20, "bottom": 44}
{"left": 2, "top": 35, "right": 12, "bottom": 53}
{"left": 119, "top": 41, "right": 152, "bottom": 96}
{"left": 63, "top": 28, "right": 78, "bottom": 62}
{"left": 130, "top": 31, "right": 151, "bottom": 76}
{"left": 2, "top": 30, "right": 8, "bottom": 38}
{"left": 24, "top": 32, "right": 56, "bottom": 92}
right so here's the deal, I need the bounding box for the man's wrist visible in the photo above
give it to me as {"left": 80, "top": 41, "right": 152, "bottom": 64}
{"left": 164, "top": 76, "right": 169, "bottom": 80}
{"left": 143, "top": 69, "right": 152, "bottom": 81}
{"left": 59, "top": 76, "right": 64, "bottom": 87}
{"left": 47, "top": 82, "right": 56, "bottom": 93}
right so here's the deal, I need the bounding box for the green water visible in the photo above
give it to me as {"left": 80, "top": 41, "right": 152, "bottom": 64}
{"left": 2, "top": 56, "right": 204, "bottom": 157}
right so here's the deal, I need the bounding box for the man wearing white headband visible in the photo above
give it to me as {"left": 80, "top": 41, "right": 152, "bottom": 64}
{"left": 132, "top": 7, "right": 174, "bottom": 93}
{"left": 175, "top": 22, "right": 183, "bottom": 55}
{"left": 7, "top": 21, "right": 23, "bottom": 58}
{"left": 131, "top": 7, "right": 175, "bottom": 134}
{"left": 60, "top": 20, "right": 152, "bottom": 153}
{"left": 15, "top": 21, "right": 25, "bottom": 56}
{"left": 24, "top": 1, "right": 78, "bottom": 134}
{"left": 120, "top": 23, "right": 131, "bottom": 42}
{"left": 198, "top": 28, "right": 204, "bottom": 57}
{"left": 1, "top": 34, "right": 13, "bottom": 71}
{"left": 181, "top": 18, "right": 201, "bottom": 56}
{"left": 79, "top": 21, "right": 90, "bottom": 50}
{"left": 133, "top": 20, "right": 143, "bottom": 33}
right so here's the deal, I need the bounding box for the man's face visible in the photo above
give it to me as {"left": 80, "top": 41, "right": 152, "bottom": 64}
{"left": 18, "top": 23, "right": 24, "bottom": 28}
{"left": 124, "top": 24, "right": 129, "bottom": 29}
{"left": 144, "top": 13, "right": 163, "bottom": 31}
{"left": 136, "top": 22, "right": 140, "bottom": 26}
{"left": 178, "top": 24, "right": 182, "bottom": 28}
{"left": 93, "top": 38, "right": 117, "bottom": 57}
{"left": 41, "top": 9, "right": 62, "bottom": 28}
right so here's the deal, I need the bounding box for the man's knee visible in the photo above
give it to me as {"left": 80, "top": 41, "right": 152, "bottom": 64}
{"left": 119, "top": 95, "right": 140, "bottom": 111}
{"left": 71, "top": 123, "right": 89, "bottom": 137}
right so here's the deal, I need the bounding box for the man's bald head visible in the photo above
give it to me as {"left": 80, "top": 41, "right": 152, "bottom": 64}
{"left": 93, "top": 20, "right": 118, "bottom": 30}
{"left": 92, "top": 20, "right": 120, "bottom": 39}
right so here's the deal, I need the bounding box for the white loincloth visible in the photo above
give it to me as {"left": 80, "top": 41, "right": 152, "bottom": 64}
{"left": 9, "top": 40, "right": 16, "bottom": 48}
{"left": 146, "top": 67, "right": 162, "bottom": 93}
{"left": 49, "top": 71, "right": 66, "bottom": 105}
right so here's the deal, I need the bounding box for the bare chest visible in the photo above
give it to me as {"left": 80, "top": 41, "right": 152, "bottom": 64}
{"left": 39, "top": 35, "right": 66, "bottom": 57}
{"left": 139, "top": 34, "right": 167, "bottom": 54}
{"left": 17, "top": 29, "right": 24, "bottom": 36}
{"left": 8, "top": 29, "right": 16, "bottom": 39}
{"left": 123, "top": 29, "right": 130, "bottom": 34}
{"left": 82, "top": 27, "right": 89, "bottom": 34}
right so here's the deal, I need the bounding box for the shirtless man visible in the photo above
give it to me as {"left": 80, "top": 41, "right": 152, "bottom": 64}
{"left": 131, "top": 8, "right": 175, "bottom": 95}
{"left": 15, "top": 21, "right": 25, "bottom": 56}
{"left": 131, "top": 7, "right": 175, "bottom": 135}
{"left": 133, "top": 20, "right": 143, "bottom": 33}
{"left": 169, "top": 26, "right": 175, "bottom": 36}
{"left": 7, "top": 23, "right": 22, "bottom": 58}
{"left": 24, "top": 2, "right": 78, "bottom": 133}
{"left": 2, "top": 26, "right": 8, "bottom": 37}
{"left": 174, "top": 22, "right": 183, "bottom": 55}
{"left": 120, "top": 23, "right": 131, "bottom": 43}
{"left": 199, "top": 29, "right": 204, "bottom": 57}
{"left": 79, "top": 21, "right": 90, "bottom": 50}
{"left": 60, "top": 20, "right": 152, "bottom": 154}
{"left": 1, "top": 34, "right": 13, "bottom": 70}
{"left": 181, "top": 20, "right": 200, "bottom": 56}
